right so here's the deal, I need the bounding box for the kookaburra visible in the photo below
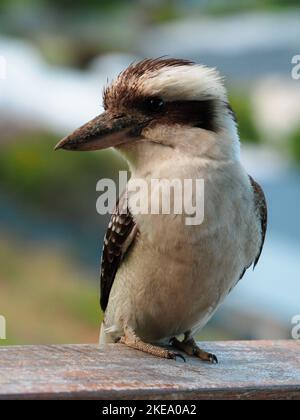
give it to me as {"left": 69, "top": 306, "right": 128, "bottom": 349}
{"left": 55, "top": 58, "right": 267, "bottom": 363}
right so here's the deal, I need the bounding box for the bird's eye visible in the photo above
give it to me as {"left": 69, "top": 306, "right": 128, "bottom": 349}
{"left": 146, "top": 97, "right": 165, "bottom": 113}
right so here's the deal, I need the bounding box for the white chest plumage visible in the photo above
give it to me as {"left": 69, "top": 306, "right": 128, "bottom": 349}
{"left": 103, "top": 157, "right": 261, "bottom": 343}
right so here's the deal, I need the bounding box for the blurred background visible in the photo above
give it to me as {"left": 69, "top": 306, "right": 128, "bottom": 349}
{"left": 0, "top": 0, "right": 300, "bottom": 345}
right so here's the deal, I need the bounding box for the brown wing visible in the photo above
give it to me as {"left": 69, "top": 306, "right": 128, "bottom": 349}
{"left": 100, "top": 191, "right": 138, "bottom": 312}
{"left": 239, "top": 176, "right": 267, "bottom": 281}
{"left": 249, "top": 176, "right": 268, "bottom": 268}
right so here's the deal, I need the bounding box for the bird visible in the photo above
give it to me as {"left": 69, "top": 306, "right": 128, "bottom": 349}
{"left": 55, "top": 58, "right": 267, "bottom": 363}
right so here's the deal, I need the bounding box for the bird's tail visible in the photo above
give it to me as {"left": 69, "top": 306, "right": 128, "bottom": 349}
{"left": 99, "top": 321, "right": 116, "bottom": 346}
{"left": 99, "top": 322, "right": 106, "bottom": 346}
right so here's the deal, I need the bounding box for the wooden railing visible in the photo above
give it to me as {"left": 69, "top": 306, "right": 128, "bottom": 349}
{"left": 0, "top": 340, "right": 299, "bottom": 400}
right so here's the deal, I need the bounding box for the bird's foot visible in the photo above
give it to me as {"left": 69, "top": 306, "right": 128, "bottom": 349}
{"left": 170, "top": 336, "right": 218, "bottom": 364}
{"left": 119, "top": 327, "right": 185, "bottom": 361}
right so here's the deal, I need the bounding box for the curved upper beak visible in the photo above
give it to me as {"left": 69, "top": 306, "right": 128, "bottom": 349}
{"left": 55, "top": 112, "right": 146, "bottom": 152}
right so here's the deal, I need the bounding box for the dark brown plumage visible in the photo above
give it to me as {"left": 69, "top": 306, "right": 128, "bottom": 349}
{"left": 238, "top": 176, "right": 267, "bottom": 283}
{"left": 100, "top": 192, "right": 137, "bottom": 312}
{"left": 249, "top": 176, "right": 268, "bottom": 268}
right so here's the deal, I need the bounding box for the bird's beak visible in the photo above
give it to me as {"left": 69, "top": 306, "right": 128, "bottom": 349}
{"left": 55, "top": 112, "right": 146, "bottom": 152}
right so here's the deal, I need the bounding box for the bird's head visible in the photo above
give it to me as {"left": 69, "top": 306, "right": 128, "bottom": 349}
{"left": 55, "top": 58, "right": 240, "bottom": 167}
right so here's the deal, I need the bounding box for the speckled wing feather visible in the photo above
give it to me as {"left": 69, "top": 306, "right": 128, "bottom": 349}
{"left": 100, "top": 191, "right": 138, "bottom": 312}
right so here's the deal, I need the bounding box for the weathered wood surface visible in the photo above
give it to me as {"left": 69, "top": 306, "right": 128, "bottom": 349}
{"left": 0, "top": 341, "right": 299, "bottom": 400}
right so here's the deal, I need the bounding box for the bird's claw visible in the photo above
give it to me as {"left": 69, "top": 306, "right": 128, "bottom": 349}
{"left": 208, "top": 353, "right": 218, "bottom": 364}
{"left": 169, "top": 338, "right": 176, "bottom": 347}
{"left": 168, "top": 351, "right": 186, "bottom": 362}
{"left": 193, "top": 348, "right": 218, "bottom": 364}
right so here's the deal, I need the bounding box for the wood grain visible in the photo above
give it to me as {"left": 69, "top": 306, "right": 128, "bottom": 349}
{"left": 0, "top": 341, "right": 299, "bottom": 400}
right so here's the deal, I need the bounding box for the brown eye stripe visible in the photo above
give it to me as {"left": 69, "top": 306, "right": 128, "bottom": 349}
{"left": 137, "top": 99, "right": 236, "bottom": 133}
{"left": 131, "top": 98, "right": 219, "bottom": 132}
{"left": 162, "top": 100, "right": 218, "bottom": 132}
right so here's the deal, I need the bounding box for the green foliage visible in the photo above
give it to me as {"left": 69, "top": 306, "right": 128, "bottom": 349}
{"left": 0, "top": 0, "right": 125, "bottom": 12}
{"left": 288, "top": 127, "right": 300, "bottom": 164}
{"left": 0, "top": 131, "right": 126, "bottom": 220}
{"left": 204, "top": 0, "right": 300, "bottom": 16}
{"left": 61, "top": 290, "right": 101, "bottom": 327}
{"left": 1, "top": 0, "right": 298, "bottom": 15}
{"left": 229, "top": 92, "right": 261, "bottom": 143}
{"left": 144, "top": 0, "right": 181, "bottom": 24}
{"left": 0, "top": 236, "right": 101, "bottom": 345}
